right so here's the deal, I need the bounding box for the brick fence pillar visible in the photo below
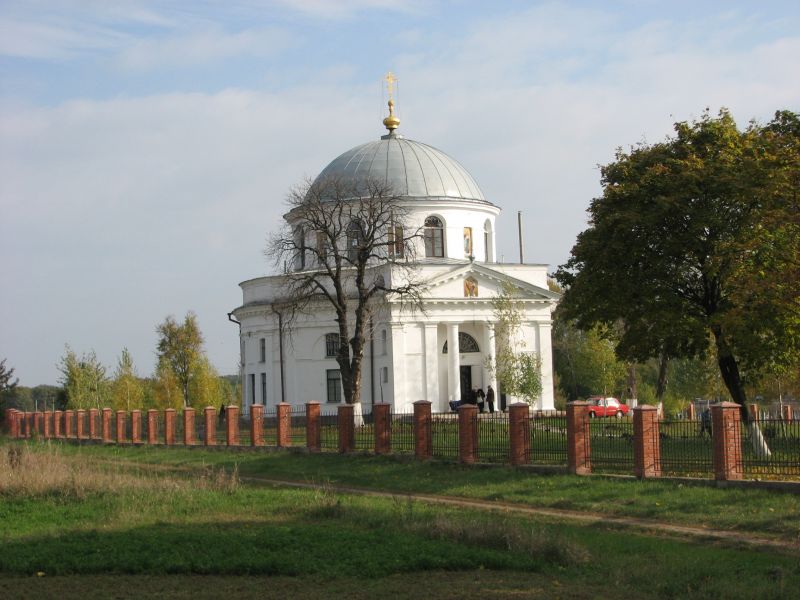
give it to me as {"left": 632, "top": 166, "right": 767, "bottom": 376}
{"left": 115, "top": 410, "right": 126, "bottom": 443}
{"left": 164, "top": 409, "right": 176, "bottom": 445}
{"left": 567, "top": 401, "right": 591, "bottom": 475}
{"left": 102, "top": 408, "right": 112, "bottom": 443}
{"left": 250, "top": 405, "right": 263, "bottom": 446}
{"left": 687, "top": 402, "right": 696, "bottom": 420}
{"left": 64, "top": 410, "right": 74, "bottom": 438}
{"left": 88, "top": 408, "right": 99, "bottom": 439}
{"left": 53, "top": 410, "right": 63, "bottom": 438}
{"left": 147, "top": 410, "right": 158, "bottom": 444}
{"left": 373, "top": 403, "right": 391, "bottom": 455}
{"left": 413, "top": 400, "right": 432, "bottom": 460}
{"left": 458, "top": 404, "right": 478, "bottom": 464}
{"left": 204, "top": 407, "right": 216, "bottom": 446}
{"left": 183, "top": 408, "right": 195, "bottom": 445}
{"left": 633, "top": 405, "right": 661, "bottom": 478}
{"left": 13, "top": 410, "right": 25, "bottom": 438}
{"left": 306, "top": 402, "right": 320, "bottom": 451}
{"left": 131, "top": 410, "right": 142, "bottom": 444}
{"left": 75, "top": 409, "right": 86, "bottom": 439}
{"left": 33, "top": 411, "right": 42, "bottom": 435}
{"left": 782, "top": 404, "right": 794, "bottom": 421}
{"left": 748, "top": 403, "right": 760, "bottom": 423}
{"left": 8, "top": 409, "right": 19, "bottom": 437}
{"left": 277, "top": 403, "right": 292, "bottom": 448}
{"left": 226, "top": 406, "right": 240, "bottom": 446}
{"left": 42, "top": 411, "right": 51, "bottom": 438}
{"left": 25, "top": 412, "right": 33, "bottom": 438}
{"left": 509, "top": 403, "right": 531, "bottom": 466}
{"left": 338, "top": 404, "right": 354, "bottom": 453}
{"left": 712, "top": 402, "right": 743, "bottom": 481}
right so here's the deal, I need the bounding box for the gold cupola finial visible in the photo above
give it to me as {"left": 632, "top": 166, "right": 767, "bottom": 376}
{"left": 382, "top": 71, "right": 400, "bottom": 133}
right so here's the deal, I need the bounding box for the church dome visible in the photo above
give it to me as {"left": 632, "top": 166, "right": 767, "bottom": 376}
{"left": 313, "top": 134, "right": 487, "bottom": 203}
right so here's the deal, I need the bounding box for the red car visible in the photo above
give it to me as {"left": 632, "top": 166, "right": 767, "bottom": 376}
{"left": 588, "top": 397, "right": 630, "bottom": 418}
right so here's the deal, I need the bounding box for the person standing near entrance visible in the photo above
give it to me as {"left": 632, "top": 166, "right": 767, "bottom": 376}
{"left": 486, "top": 385, "right": 495, "bottom": 413}
{"left": 476, "top": 388, "right": 486, "bottom": 413}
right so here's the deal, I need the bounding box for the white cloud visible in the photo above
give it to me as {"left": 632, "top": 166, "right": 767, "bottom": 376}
{"left": 116, "top": 26, "right": 296, "bottom": 70}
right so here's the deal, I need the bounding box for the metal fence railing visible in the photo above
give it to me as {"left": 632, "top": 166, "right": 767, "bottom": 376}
{"left": 320, "top": 411, "right": 339, "bottom": 451}
{"left": 431, "top": 414, "right": 459, "bottom": 460}
{"left": 477, "top": 412, "right": 510, "bottom": 463}
{"left": 742, "top": 417, "right": 800, "bottom": 478}
{"left": 658, "top": 419, "right": 714, "bottom": 476}
{"left": 391, "top": 412, "right": 414, "bottom": 454}
{"left": 588, "top": 416, "right": 635, "bottom": 474}
{"left": 528, "top": 416, "right": 569, "bottom": 466}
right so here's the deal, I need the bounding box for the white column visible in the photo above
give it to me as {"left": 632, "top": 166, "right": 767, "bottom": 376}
{"left": 537, "top": 321, "right": 555, "bottom": 411}
{"left": 483, "top": 323, "right": 497, "bottom": 394}
{"left": 423, "top": 323, "right": 440, "bottom": 409}
{"left": 390, "top": 323, "right": 406, "bottom": 410}
{"left": 446, "top": 323, "right": 460, "bottom": 404}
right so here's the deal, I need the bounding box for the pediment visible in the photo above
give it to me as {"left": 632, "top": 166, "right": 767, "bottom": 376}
{"left": 421, "top": 263, "right": 559, "bottom": 302}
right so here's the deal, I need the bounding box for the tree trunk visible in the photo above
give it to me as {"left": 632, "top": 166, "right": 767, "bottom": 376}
{"left": 626, "top": 364, "right": 637, "bottom": 405}
{"left": 655, "top": 354, "right": 669, "bottom": 400}
{"left": 712, "top": 326, "right": 771, "bottom": 457}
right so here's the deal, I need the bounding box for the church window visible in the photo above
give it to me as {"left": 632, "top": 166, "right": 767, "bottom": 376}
{"left": 249, "top": 373, "right": 256, "bottom": 405}
{"left": 260, "top": 373, "right": 267, "bottom": 404}
{"left": 424, "top": 216, "right": 444, "bottom": 258}
{"left": 442, "top": 332, "right": 480, "bottom": 354}
{"left": 325, "top": 333, "right": 342, "bottom": 358}
{"left": 484, "top": 220, "right": 492, "bottom": 262}
{"left": 388, "top": 223, "right": 404, "bottom": 258}
{"left": 259, "top": 338, "right": 266, "bottom": 363}
{"left": 347, "top": 220, "right": 364, "bottom": 264}
{"left": 326, "top": 369, "right": 342, "bottom": 403}
{"left": 381, "top": 366, "right": 389, "bottom": 384}
{"left": 381, "top": 329, "right": 387, "bottom": 355}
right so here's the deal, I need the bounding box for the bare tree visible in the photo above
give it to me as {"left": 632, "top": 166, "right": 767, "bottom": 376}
{"left": 266, "top": 176, "right": 425, "bottom": 407}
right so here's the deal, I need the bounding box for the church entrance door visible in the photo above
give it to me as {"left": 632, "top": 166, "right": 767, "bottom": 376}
{"left": 459, "top": 366, "right": 472, "bottom": 403}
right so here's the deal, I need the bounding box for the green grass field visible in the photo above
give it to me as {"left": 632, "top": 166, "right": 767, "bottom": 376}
{"left": 2, "top": 439, "right": 799, "bottom": 599}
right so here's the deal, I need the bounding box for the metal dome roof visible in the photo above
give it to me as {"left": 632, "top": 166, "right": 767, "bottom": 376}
{"left": 313, "top": 133, "right": 487, "bottom": 202}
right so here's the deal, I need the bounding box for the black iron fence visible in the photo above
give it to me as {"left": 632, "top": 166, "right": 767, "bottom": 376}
{"left": 528, "top": 416, "right": 568, "bottom": 466}
{"left": 588, "top": 416, "right": 635, "bottom": 474}
{"left": 658, "top": 418, "right": 714, "bottom": 476}
{"left": 742, "top": 417, "right": 800, "bottom": 478}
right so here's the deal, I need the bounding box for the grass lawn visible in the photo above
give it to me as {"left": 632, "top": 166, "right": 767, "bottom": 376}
{"left": 48, "top": 439, "right": 800, "bottom": 541}
{"left": 2, "top": 439, "right": 798, "bottom": 599}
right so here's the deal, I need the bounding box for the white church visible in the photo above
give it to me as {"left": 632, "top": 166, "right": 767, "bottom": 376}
{"left": 231, "top": 87, "right": 559, "bottom": 415}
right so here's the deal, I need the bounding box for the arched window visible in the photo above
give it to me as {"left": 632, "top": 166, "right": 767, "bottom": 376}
{"left": 442, "top": 332, "right": 480, "bottom": 354}
{"left": 424, "top": 216, "right": 444, "bottom": 258}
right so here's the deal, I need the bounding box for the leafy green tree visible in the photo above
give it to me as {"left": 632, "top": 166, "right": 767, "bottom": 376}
{"left": 0, "top": 358, "right": 18, "bottom": 393}
{"left": 111, "top": 348, "right": 145, "bottom": 411}
{"left": 156, "top": 312, "right": 205, "bottom": 408}
{"left": 556, "top": 109, "right": 800, "bottom": 424}
{"left": 489, "top": 283, "right": 543, "bottom": 405}
{"left": 57, "top": 346, "right": 110, "bottom": 409}
{"left": 572, "top": 327, "right": 627, "bottom": 398}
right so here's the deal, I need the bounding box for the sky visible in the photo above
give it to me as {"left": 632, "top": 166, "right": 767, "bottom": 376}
{"left": 1, "top": 0, "right": 798, "bottom": 386}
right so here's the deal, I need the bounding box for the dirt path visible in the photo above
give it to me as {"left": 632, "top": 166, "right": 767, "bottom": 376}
{"left": 239, "top": 474, "right": 800, "bottom": 554}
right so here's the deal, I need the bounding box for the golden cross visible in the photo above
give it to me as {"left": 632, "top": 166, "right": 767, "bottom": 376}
{"left": 385, "top": 71, "right": 398, "bottom": 100}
